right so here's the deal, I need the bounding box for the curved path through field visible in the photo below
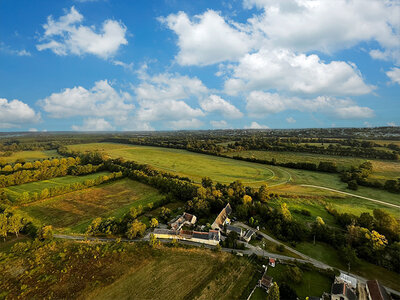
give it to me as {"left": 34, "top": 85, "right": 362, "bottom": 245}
{"left": 300, "top": 184, "right": 400, "bottom": 209}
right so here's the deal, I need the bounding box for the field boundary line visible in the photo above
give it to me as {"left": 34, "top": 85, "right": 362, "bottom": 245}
{"left": 300, "top": 184, "right": 400, "bottom": 209}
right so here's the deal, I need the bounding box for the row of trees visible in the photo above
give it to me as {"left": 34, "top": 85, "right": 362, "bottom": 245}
{"left": 1, "top": 157, "right": 79, "bottom": 173}
{"left": 11, "top": 172, "right": 123, "bottom": 205}
{"left": 0, "top": 160, "right": 106, "bottom": 189}
{"left": 341, "top": 162, "right": 400, "bottom": 193}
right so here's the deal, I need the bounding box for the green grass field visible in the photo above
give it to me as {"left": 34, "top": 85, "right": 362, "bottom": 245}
{"left": 68, "top": 143, "right": 289, "bottom": 186}
{"left": 0, "top": 150, "right": 59, "bottom": 164}
{"left": 226, "top": 150, "right": 400, "bottom": 181}
{"left": 4, "top": 171, "right": 111, "bottom": 201}
{"left": 266, "top": 263, "right": 332, "bottom": 299}
{"left": 0, "top": 240, "right": 258, "bottom": 299}
{"left": 66, "top": 143, "right": 399, "bottom": 208}
{"left": 15, "top": 178, "right": 164, "bottom": 233}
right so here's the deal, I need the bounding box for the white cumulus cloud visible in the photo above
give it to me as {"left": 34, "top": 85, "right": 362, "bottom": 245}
{"left": 160, "top": 10, "right": 253, "bottom": 66}
{"left": 168, "top": 118, "right": 203, "bottom": 130}
{"left": 224, "top": 48, "right": 372, "bottom": 96}
{"left": 0, "top": 98, "right": 41, "bottom": 128}
{"left": 245, "top": 121, "right": 269, "bottom": 129}
{"left": 210, "top": 120, "right": 228, "bottom": 128}
{"left": 244, "top": 0, "right": 400, "bottom": 63}
{"left": 200, "top": 95, "right": 243, "bottom": 119}
{"left": 72, "top": 118, "right": 114, "bottom": 131}
{"left": 39, "top": 80, "right": 134, "bottom": 119}
{"left": 246, "top": 91, "right": 374, "bottom": 119}
{"left": 386, "top": 67, "right": 400, "bottom": 85}
{"left": 37, "top": 6, "right": 128, "bottom": 59}
{"left": 286, "top": 117, "right": 296, "bottom": 124}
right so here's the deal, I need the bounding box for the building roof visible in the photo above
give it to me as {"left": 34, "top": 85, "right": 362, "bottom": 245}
{"left": 226, "top": 224, "right": 243, "bottom": 235}
{"left": 339, "top": 273, "right": 357, "bottom": 288}
{"left": 212, "top": 203, "right": 232, "bottom": 229}
{"left": 244, "top": 229, "right": 255, "bottom": 240}
{"left": 331, "top": 283, "right": 356, "bottom": 300}
{"left": 183, "top": 212, "right": 195, "bottom": 222}
{"left": 367, "top": 280, "right": 391, "bottom": 300}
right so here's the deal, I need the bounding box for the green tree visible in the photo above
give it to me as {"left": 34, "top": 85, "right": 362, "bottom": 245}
{"left": 243, "top": 195, "right": 252, "bottom": 205}
{"left": 201, "top": 177, "right": 213, "bottom": 188}
{"left": 126, "top": 220, "right": 146, "bottom": 239}
{"left": 0, "top": 214, "right": 8, "bottom": 241}
{"left": 258, "top": 184, "right": 269, "bottom": 203}
{"left": 38, "top": 225, "right": 53, "bottom": 240}
{"left": 281, "top": 203, "right": 292, "bottom": 222}
{"left": 40, "top": 188, "right": 49, "bottom": 199}
{"left": 150, "top": 218, "right": 159, "bottom": 228}
{"left": 149, "top": 233, "right": 160, "bottom": 248}
{"left": 8, "top": 214, "right": 23, "bottom": 237}
{"left": 266, "top": 282, "right": 280, "bottom": 300}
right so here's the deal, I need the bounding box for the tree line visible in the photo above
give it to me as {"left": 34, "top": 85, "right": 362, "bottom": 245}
{"left": 0, "top": 158, "right": 106, "bottom": 188}
{"left": 341, "top": 161, "right": 400, "bottom": 193}
{"left": 10, "top": 172, "right": 123, "bottom": 205}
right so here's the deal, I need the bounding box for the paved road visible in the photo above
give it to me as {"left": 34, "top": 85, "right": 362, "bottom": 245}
{"left": 54, "top": 230, "right": 400, "bottom": 296}
{"left": 300, "top": 184, "right": 400, "bottom": 209}
{"left": 234, "top": 223, "right": 400, "bottom": 296}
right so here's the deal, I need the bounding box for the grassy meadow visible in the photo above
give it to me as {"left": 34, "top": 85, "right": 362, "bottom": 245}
{"left": 5, "top": 171, "right": 111, "bottom": 201}
{"left": 67, "top": 143, "right": 399, "bottom": 208}
{"left": 15, "top": 178, "right": 164, "bottom": 233}
{"left": 265, "top": 263, "right": 332, "bottom": 299}
{"left": 0, "top": 150, "right": 59, "bottom": 164}
{"left": 67, "top": 143, "right": 289, "bottom": 186}
{"left": 226, "top": 150, "right": 400, "bottom": 181}
{"left": 0, "top": 240, "right": 258, "bottom": 300}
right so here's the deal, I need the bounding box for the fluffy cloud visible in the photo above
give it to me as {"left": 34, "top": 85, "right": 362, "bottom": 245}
{"left": 135, "top": 71, "right": 208, "bottom": 101}
{"left": 72, "top": 118, "right": 114, "bottom": 131}
{"left": 286, "top": 117, "right": 296, "bottom": 124}
{"left": 224, "top": 48, "right": 372, "bottom": 96}
{"left": 0, "top": 98, "right": 41, "bottom": 128}
{"left": 386, "top": 67, "right": 400, "bottom": 85}
{"left": 387, "top": 122, "right": 397, "bottom": 127}
{"left": 37, "top": 6, "right": 127, "bottom": 59}
{"left": 210, "top": 120, "right": 228, "bottom": 128}
{"left": 136, "top": 99, "right": 204, "bottom": 122}
{"left": 245, "top": 122, "right": 269, "bottom": 129}
{"left": 246, "top": 91, "right": 374, "bottom": 119}
{"left": 160, "top": 10, "right": 253, "bottom": 66}
{"left": 39, "top": 80, "right": 134, "bottom": 119}
{"left": 168, "top": 118, "right": 203, "bottom": 129}
{"left": 200, "top": 95, "right": 243, "bottom": 119}
{"left": 133, "top": 71, "right": 207, "bottom": 128}
{"left": 245, "top": 0, "right": 400, "bottom": 62}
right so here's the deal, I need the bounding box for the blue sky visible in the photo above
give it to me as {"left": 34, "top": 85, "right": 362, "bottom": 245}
{"left": 0, "top": 0, "right": 399, "bottom": 131}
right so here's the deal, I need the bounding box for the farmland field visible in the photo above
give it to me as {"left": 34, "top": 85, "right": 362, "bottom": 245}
{"left": 226, "top": 150, "right": 400, "bottom": 181}
{"left": 0, "top": 150, "right": 59, "bottom": 163}
{"left": 15, "top": 178, "right": 164, "bottom": 233}
{"left": 4, "top": 171, "right": 111, "bottom": 201}
{"left": 68, "top": 143, "right": 288, "bottom": 186}
{"left": 67, "top": 143, "right": 400, "bottom": 206}
{"left": 0, "top": 241, "right": 258, "bottom": 300}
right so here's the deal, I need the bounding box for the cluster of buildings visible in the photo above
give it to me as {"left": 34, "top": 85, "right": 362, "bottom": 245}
{"left": 211, "top": 203, "right": 255, "bottom": 243}
{"left": 153, "top": 203, "right": 256, "bottom": 246}
{"left": 329, "top": 273, "right": 392, "bottom": 300}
